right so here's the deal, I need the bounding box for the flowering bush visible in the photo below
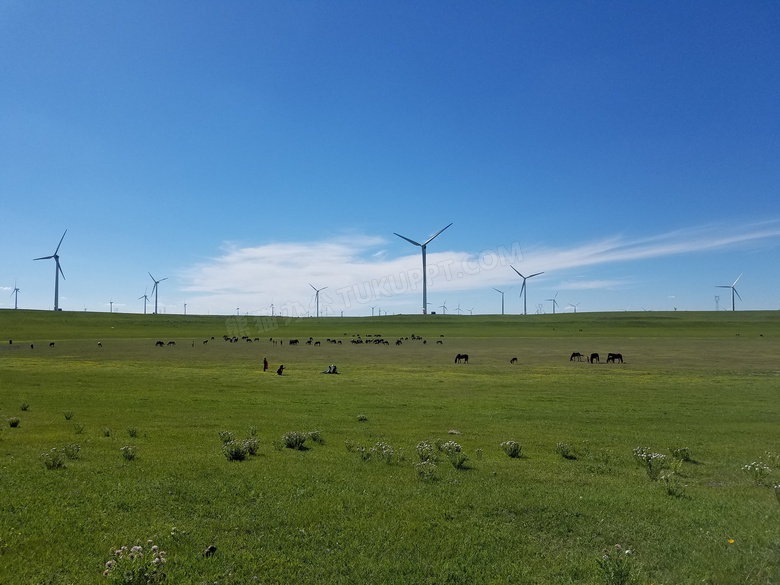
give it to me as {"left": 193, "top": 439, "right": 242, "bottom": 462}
{"left": 742, "top": 461, "right": 771, "bottom": 485}
{"left": 371, "top": 441, "right": 398, "bottom": 464}
{"left": 218, "top": 430, "right": 234, "bottom": 444}
{"left": 63, "top": 443, "right": 81, "bottom": 460}
{"left": 282, "top": 431, "right": 307, "bottom": 450}
{"left": 8, "top": 417, "right": 20, "bottom": 428}
{"left": 42, "top": 448, "right": 66, "bottom": 470}
{"left": 126, "top": 426, "right": 138, "bottom": 438}
{"left": 356, "top": 414, "right": 368, "bottom": 422}
{"left": 104, "top": 540, "right": 167, "bottom": 584}
{"left": 556, "top": 442, "right": 577, "bottom": 460}
{"left": 222, "top": 440, "right": 249, "bottom": 461}
{"left": 308, "top": 430, "right": 325, "bottom": 445}
{"left": 120, "top": 446, "right": 137, "bottom": 461}
{"left": 242, "top": 437, "right": 260, "bottom": 456}
{"left": 20, "top": 402, "right": 30, "bottom": 411}
{"left": 632, "top": 446, "right": 668, "bottom": 480}
{"left": 501, "top": 440, "right": 522, "bottom": 458}
{"left": 414, "top": 460, "right": 437, "bottom": 481}
{"left": 596, "top": 544, "right": 636, "bottom": 585}
{"left": 64, "top": 411, "right": 74, "bottom": 420}
{"left": 441, "top": 440, "right": 468, "bottom": 469}
{"left": 416, "top": 440, "right": 437, "bottom": 462}
{"left": 660, "top": 473, "right": 687, "bottom": 498}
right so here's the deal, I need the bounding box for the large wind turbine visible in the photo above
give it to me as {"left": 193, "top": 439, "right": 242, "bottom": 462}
{"left": 34, "top": 230, "right": 67, "bottom": 311}
{"left": 716, "top": 274, "right": 742, "bottom": 311}
{"left": 493, "top": 287, "right": 507, "bottom": 315}
{"left": 11, "top": 280, "right": 20, "bottom": 310}
{"left": 510, "top": 265, "right": 544, "bottom": 316}
{"left": 310, "top": 283, "right": 327, "bottom": 318}
{"left": 394, "top": 223, "right": 452, "bottom": 315}
{"left": 138, "top": 289, "right": 150, "bottom": 315}
{"left": 148, "top": 273, "right": 168, "bottom": 314}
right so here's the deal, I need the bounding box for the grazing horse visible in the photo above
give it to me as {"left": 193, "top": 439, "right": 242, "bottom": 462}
{"left": 455, "top": 354, "right": 469, "bottom": 364}
{"left": 167, "top": 341, "right": 176, "bottom": 346}
{"left": 589, "top": 353, "right": 599, "bottom": 363}
{"left": 510, "top": 357, "right": 518, "bottom": 364}
{"left": 49, "top": 342, "right": 55, "bottom": 348}
{"left": 570, "top": 352, "right": 583, "bottom": 361}
{"left": 606, "top": 353, "right": 623, "bottom": 363}
{"left": 155, "top": 341, "right": 164, "bottom": 347}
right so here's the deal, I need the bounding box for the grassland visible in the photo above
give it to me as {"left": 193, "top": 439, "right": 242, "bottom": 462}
{"left": 0, "top": 309, "right": 778, "bottom": 584}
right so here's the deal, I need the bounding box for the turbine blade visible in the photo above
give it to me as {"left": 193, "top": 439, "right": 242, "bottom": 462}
{"left": 527, "top": 272, "right": 544, "bottom": 279}
{"left": 734, "top": 288, "right": 742, "bottom": 301}
{"left": 56, "top": 260, "right": 65, "bottom": 280}
{"left": 34, "top": 255, "right": 54, "bottom": 261}
{"left": 394, "top": 233, "right": 422, "bottom": 247}
{"left": 520, "top": 281, "right": 526, "bottom": 296}
{"left": 733, "top": 273, "right": 742, "bottom": 287}
{"left": 510, "top": 265, "right": 524, "bottom": 278}
{"left": 54, "top": 230, "right": 68, "bottom": 255}
{"left": 423, "top": 222, "right": 453, "bottom": 246}
{"left": 160, "top": 277, "right": 168, "bottom": 282}
{"left": 149, "top": 272, "right": 156, "bottom": 282}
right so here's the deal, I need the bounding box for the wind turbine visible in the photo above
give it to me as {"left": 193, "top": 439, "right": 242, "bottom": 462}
{"left": 138, "top": 289, "right": 150, "bottom": 315}
{"left": 455, "top": 303, "right": 462, "bottom": 315}
{"left": 510, "top": 265, "right": 544, "bottom": 316}
{"left": 568, "top": 302, "right": 581, "bottom": 314}
{"left": 394, "top": 223, "right": 452, "bottom": 315}
{"left": 546, "top": 291, "right": 559, "bottom": 314}
{"left": 310, "top": 283, "right": 327, "bottom": 318}
{"left": 10, "top": 280, "right": 20, "bottom": 309}
{"left": 493, "top": 287, "right": 508, "bottom": 315}
{"left": 716, "top": 274, "right": 742, "bottom": 311}
{"left": 148, "top": 272, "right": 168, "bottom": 314}
{"left": 439, "top": 300, "right": 448, "bottom": 314}
{"left": 34, "top": 229, "right": 67, "bottom": 311}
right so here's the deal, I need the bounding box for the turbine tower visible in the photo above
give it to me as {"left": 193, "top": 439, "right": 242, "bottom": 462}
{"left": 510, "top": 265, "right": 544, "bottom": 316}
{"left": 138, "top": 289, "right": 150, "bottom": 315}
{"left": 310, "top": 283, "right": 327, "bottom": 318}
{"left": 34, "top": 229, "right": 67, "bottom": 311}
{"left": 394, "top": 223, "right": 452, "bottom": 315}
{"left": 716, "top": 274, "right": 742, "bottom": 311}
{"left": 493, "top": 287, "right": 507, "bottom": 315}
{"left": 11, "top": 280, "right": 20, "bottom": 309}
{"left": 148, "top": 272, "right": 168, "bottom": 315}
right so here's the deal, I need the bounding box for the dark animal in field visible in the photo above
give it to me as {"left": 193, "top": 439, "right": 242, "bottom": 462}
{"left": 276, "top": 365, "right": 285, "bottom": 375}
{"left": 167, "top": 341, "right": 176, "bottom": 346}
{"left": 436, "top": 340, "right": 443, "bottom": 344}
{"left": 246, "top": 338, "right": 252, "bottom": 343}
{"left": 570, "top": 352, "right": 583, "bottom": 361}
{"left": 98, "top": 342, "right": 102, "bottom": 347}
{"left": 49, "top": 342, "right": 55, "bottom": 348}
{"left": 510, "top": 357, "right": 518, "bottom": 364}
{"left": 289, "top": 339, "right": 299, "bottom": 345}
{"left": 455, "top": 354, "right": 469, "bottom": 364}
{"left": 9, "top": 340, "right": 11, "bottom": 345}
{"left": 203, "top": 545, "right": 217, "bottom": 557}
{"left": 314, "top": 341, "right": 321, "bottom": 346}
{"left": 203, "top": 340, "right": 208, "bottom": 344}
{"left": 30, "top": 344, "right": 34, "bottom": 349}
{"left": 606, "top": 353, "right": 623, "bottom": 363}
{"left": 396, "top": 340, "right": 402, "bottom": 345}
{"left": 155, "top": 341, "right": 164, "bottom": 347}
{"left": 589, "top": 353, "right": 599, "bottom": 363}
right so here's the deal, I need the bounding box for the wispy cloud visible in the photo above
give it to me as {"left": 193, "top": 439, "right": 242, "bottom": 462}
{"left": 179, "top": 220, "right": 780, "bottom": 315}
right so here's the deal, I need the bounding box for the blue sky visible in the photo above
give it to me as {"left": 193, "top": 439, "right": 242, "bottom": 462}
{"left": 2, "top": 2, "right": 779, "bottom": 316}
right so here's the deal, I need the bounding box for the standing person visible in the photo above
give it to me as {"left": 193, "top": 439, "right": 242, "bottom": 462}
{"left": 263, "top": 357, "right": 268, "bottom": 372}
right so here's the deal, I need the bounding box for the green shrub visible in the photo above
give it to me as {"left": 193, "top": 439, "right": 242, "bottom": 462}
{"left": 282, "top": 431, "right": 307, "bottom": 450}
{"left": 555, "top": 442, "right": 577, "bottom": 460}
{"left": 8, "top": 417, "right": 20, "bottom": 428}
{"left": 501, "top": 440, "right": 522, "bottom": 458}
{"left": 222, "top": 440, "right": 249, "bottom": 461}
{"left": 120, "top": 446, "right": 137, "bottom": 461}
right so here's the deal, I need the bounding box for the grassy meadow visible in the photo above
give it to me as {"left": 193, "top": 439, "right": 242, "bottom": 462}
{"left": 0, "top": 309, "right": 778, "bottom": 584}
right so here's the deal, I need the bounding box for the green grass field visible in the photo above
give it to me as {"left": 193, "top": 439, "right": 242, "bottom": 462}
{"left": 1, "top": 309, "right": 778, "bottom": 584}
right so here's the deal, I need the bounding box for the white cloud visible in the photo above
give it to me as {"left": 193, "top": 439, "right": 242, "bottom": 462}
{"left": 178, "top": 220, "right": 780, "bottom": 315}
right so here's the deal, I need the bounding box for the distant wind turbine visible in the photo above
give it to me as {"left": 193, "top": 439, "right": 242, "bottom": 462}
{"left": 34, "top": 229, "right": 67, "bottom": 311}
{"left": 510, "top": 265, "right": 544, "bottom": 316}
{"left": 394, "top": 223, "right": 452, "bottom": 315}
{"left": 716, "top": 274, "right": 742, "bottom": 311}
{"left": 148, "top": 272, "right": 168, "bottom": 315}
{"left": 439, "top": 300, "right": 448, "bottom": 314}
{"left": 493, "top": 287, "right": 508, "bottom": 315}
{"left": 11, "top": 280, "right": 20, "bottom": 310}
{"left": 455, "top": 303, "right": 462, "bottom": 315}
{"left": 310, "top": 283, "right": 327, "bottom": 318}
{"left": 138, "top": 289, "right": 150, "bottom": 315}
{"left": 545, "top": 291, "right": 559, "bottom": 314}
{"left": 568, "top": 302, "right": 581, "bottom": 314}
{"left": 468, "top": 307, "right": 475, "bottom": 315}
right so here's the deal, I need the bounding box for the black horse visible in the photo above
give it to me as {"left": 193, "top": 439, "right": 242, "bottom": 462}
{"left": 455, "top": 354, "right": 469, "bottom": 364}
{"left": 570, "top": 352, "right": 583, "bottom": 361}
{"left": 589, "top": 353, "right": 599, "bottom": 363}
{"left": 606, "top": 353, "right": 623, "bottom": 363}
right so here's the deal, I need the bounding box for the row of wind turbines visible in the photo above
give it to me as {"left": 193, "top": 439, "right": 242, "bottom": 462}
{"left": 20, "top": 228, "right": 748, "bottom": 314}
{"left": 29, "top": 230, "right": 167, "bottom": 314}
